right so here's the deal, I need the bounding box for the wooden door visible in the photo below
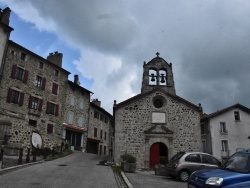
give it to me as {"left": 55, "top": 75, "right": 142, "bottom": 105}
{"left": 150, "top": 143, "right": 160, "bottom": 168}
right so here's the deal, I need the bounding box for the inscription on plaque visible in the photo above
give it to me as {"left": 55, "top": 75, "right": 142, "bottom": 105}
{"left": 152, "top": 112, "right": 166, "bottom": 123}
{"left": 31, "top": 132, "right": 43, "bottom": 148}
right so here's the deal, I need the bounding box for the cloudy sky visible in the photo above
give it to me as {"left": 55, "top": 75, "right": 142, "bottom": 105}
{"left": 1, "top": 0, "right": 250, "bottom": 114}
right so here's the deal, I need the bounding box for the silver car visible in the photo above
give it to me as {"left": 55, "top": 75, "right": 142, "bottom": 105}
{"left": 166, "top": 151, "right": 221, "bottom": 182}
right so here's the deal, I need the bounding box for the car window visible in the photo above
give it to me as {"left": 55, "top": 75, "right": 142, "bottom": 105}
{"left": 185, "top": 154, "right": 201, "bottom": 163}
{"left": 170, "top": 152, "right": 185, "bottom": 162}
{"left": 201, "top": 154, "right": 219, "bottom": 165}
{"left": 223, "top": 152, "right": 250, "bottom": 173}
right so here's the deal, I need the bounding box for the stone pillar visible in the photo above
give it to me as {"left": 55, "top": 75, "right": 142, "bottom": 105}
{"left": 144, "top": 138, "right": 150, "bottom": 168}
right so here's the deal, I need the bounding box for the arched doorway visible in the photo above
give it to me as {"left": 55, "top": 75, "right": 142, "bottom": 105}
{"left": 150, "top": 142, "right": 168, "bottom": 168}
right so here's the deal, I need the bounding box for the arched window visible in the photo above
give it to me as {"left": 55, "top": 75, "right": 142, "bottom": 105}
{"left": 159, "top": 70, "right": 167, "bottom": 86}
{"left": 149, "top": 69, "right": 157, "bottom": 85}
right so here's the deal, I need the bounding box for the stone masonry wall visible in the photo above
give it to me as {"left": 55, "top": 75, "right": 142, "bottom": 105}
{"left": 114, "top": 91, "right": 201, "bottom": 168}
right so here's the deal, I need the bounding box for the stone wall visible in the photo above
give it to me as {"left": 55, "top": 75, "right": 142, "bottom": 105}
{"left": 0, "top": 42, "right": 69, "bottom": 151}
{"left": 114, "top": 90, "right": 201, "bottom": 168}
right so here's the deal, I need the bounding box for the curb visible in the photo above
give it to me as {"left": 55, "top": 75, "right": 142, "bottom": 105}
{"left": 0, "top": 160, "right": 44, "bottom": 175}
{"left": 121, "top": 172, "right": 134, "bottom": 188}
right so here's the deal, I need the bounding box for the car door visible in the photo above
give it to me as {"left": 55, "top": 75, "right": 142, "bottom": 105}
{"left": 200, "top": 154, "right": 220, "bottom": 169}
{"left": 184, "top": 154, "right": 203, "bottom": 173}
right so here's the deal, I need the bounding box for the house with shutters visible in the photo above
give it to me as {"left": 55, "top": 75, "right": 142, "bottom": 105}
{"left": 0, "top": 7, "right": 113, "bottom": 157}
{"left": 201, "top": 103, "right": 250, "bottom": 162}
{"left": 113, "top": 53, "right": 202, "bottom": 169}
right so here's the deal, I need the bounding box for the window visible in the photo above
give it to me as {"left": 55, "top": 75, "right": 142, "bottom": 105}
{"left": 105, "top": 117, "right": 108, "bottom": 124}
{"left": 7, "top": 88, "right": 24, "bottom": 106}
{"left": 46, "top": 102, "right": 59, "bottom": 116}
{"left": 234, "top": 111, "right": 240, "bottom": 121}
{"left": 202, "top": 140, "right": 206, "bottom": 153}
{"left": 100, "top": 130, "right": 103, "bottom": 139}
{"left": 201, "top": 154, "right": 220, "bottom": 165}
{"left": 201, "top": 123, "right": 205, "bottom": 135}
{"left": 11, "top": 65, "right": 29, "bottom": 83}
{"left": 20, "top": 52, "right": 26, "bottom": 60}
{"left": 100, "top": 114, "right": 104, "bottom": 121}
{"left": 222, "top": 140, "right": 228, "bottom": 151}
{"left": 78, "top": 117, "right": 83, "bottom": 127}
{"left": 55, "top": 70, "right": 59, "bottom": 76}
{"left": 29, "top": 119, "right": 37, "bottom": 127}
{"left": 47, "top": 124, "right": 54, "bottom": 134}
{"left": 35, "top": 76, "right": 42, "bottom": 88}
{"left": 104, "top": 132, "right": 107, "bottom": 140}
{"left": 104, "top": 146, "right": 106, "bottom": 155}
{"left": 99, "top": 145, "right": 102, "bottom": 155}
{"left": 52, "top": 83, "right": 58, "bottom": 95}
{"left": 159, "top": 69, "right": 167, "bottom": 86}
{"left": 220, "top": 122, "right": 227, "bottom": 133}
{"left": 149, "top": 69, "right": 157, "bottom": 85}
{"left": 94, "top": 128, "right": 97, "bottom": 137}
{"left": 185, "top": 154, "right": 201, "bottom": 162}
{"left": 68, "top": 113, "right": 74, "bottom": 124}
{"left": 94, "top": 111, "right": 99, "bottom": 119}
{"left": 39, "top": 62, "right": 43, "bottom": 69}
{"left": 70, "top": 96, "right": 75, "bottom": 106}
{"left": 79, "top": 101, "right": 84, "bottom": 109}
{"left": 28, "top": 96, "right": 43, "bottom": 111}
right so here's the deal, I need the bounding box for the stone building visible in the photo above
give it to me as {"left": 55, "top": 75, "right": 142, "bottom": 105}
{"left": 113, "top": 53, "right": 202, "bottom": 169}
{"left": 0, "top": 39, "right": 70, "bottom": 151}
{"left": 62, "top": 75, "right": 93, "bottom": 151}
{"left": 0, "top": 6, "right": 115, "bottom": 158}
{"left": 87, "top": 99, "right": 113, "bottom": 156}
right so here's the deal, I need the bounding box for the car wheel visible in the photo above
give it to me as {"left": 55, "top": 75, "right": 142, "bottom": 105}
{"left": 178, "top": 170, "right": 190, "bottom": 182}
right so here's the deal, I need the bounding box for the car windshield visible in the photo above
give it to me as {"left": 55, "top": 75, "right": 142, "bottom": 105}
{"left": 223, "top": 152, "right": 250, "bottom": 173}
{"left": 170, "top": 152, "right": 185, "bottom": 163}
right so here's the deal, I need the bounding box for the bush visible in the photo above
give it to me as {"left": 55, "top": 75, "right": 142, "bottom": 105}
{"left": 121, "top": 153, "right": 136, "bottom": 163}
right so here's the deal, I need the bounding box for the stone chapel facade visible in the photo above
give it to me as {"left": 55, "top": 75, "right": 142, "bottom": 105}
{"left": 113, "top": 53, "right": 202, "bottom": 169}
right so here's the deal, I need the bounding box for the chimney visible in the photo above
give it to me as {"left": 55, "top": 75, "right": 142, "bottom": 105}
{"left": 92, "top": 99, "right": 101, "bottom": 107}
{"left": 47, "top": 51, "right": 63, "bottom": 67}
{"left": 74, "top": 75, "right": 80, "bottom": 85}
{"left": 0, "top": 7, "right": 11, "bottom": 25}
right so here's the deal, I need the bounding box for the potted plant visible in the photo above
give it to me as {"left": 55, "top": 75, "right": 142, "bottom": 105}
{"left": 120, "top": 153, "right": 136, "bottom": 173}
{"left": 154, "top": 163, "right": 168, "bottom": 176}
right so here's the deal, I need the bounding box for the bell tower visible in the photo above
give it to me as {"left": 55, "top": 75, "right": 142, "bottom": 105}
{"left": 141, "top": 52, "right": 176, "bottom": 95}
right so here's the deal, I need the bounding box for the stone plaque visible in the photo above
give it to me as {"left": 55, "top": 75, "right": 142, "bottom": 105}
{"left": 31, "top": 132, "right": 43, "bottom": 148}
{"left": 152, "top": 112, "right": 166, "bottom": 123}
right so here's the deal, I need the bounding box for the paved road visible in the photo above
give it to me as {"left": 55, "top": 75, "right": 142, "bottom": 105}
{"left": 126, "top": 170, "right": 186, "bottom": 188}
{"left": 0, "top": 152, "right": 117, "bottom": 188}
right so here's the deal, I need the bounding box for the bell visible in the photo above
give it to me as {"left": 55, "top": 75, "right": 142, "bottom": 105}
{"left": 160, "top": 74, "right": 165, "bottom": 83}
{"left": 151, "top": 73, "right": 156, "bottom": 82}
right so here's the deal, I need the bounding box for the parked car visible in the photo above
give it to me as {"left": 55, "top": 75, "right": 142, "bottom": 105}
{"left": 166, "top": 151, "right": 221, "bottom": 182}
{"left": 187, "top": 149, "right": 250, "bottom": 188}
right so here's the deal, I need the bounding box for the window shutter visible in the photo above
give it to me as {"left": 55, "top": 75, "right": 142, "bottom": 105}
{"left": 55, "top": 104, "right": 59, "bottom": 116}
{"left": 19, "top": 92, "right": 24, "bottom": 106}
{"left": 23, "top": 70, "right": 29, "bottom": 83}
{"left": 11, "top": 64, "right": 17, "bottom": 79}
{"left": 7, "top": 88, "right": 12, "bottom": 103}
{"left": 28, "top": 95, "right": 33, "bottom": 108}
{"left": 47, "top": 124, "right": 53, "bottom": 134}
{"left": 38, "top": 99, "right": 43, "bottom": 111}
{"left": 52, "top": 83, "right": 58, "bottom": 95}
{"left": 46, "top": 102, "right": 50, "bottom": 114}
{"left": 41, "top": 78, "right": 46, "bottom": 90}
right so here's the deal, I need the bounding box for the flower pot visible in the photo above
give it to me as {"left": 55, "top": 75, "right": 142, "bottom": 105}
{"left": 122, "top": 161, "right": 136, "bottom": 173}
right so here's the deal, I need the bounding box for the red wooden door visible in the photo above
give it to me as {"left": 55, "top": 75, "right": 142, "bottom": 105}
{"left": 150, "top": 143, "right": 160, "bottom": 168}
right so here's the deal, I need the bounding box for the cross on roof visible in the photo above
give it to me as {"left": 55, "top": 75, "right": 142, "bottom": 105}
{"left": 156, "top": 52, "right": 160, "bottom": 57}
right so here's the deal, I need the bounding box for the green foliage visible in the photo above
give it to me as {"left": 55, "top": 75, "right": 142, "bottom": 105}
{"left": 121, "top": 153, "right": 136, "bottom": 163}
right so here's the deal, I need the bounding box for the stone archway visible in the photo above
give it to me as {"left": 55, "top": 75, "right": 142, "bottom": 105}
{"left": 149, "top": 142, "right": 168, "bottom": 168}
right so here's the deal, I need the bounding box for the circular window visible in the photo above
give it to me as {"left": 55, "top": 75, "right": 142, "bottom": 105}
{"left": 153, "top": 99, "right": 163, "bottom": 108}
